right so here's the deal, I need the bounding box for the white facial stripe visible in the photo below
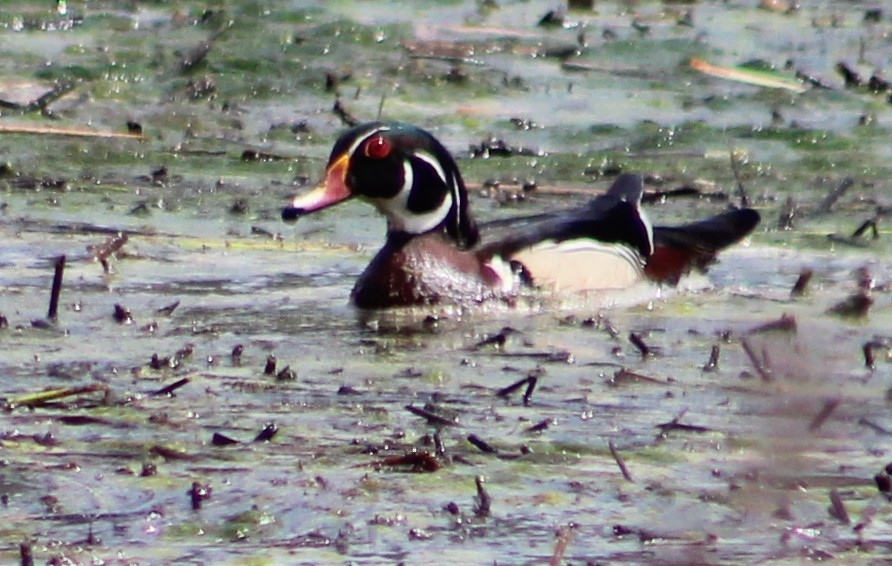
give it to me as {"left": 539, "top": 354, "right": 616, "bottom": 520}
{"left": 370, "top": 155, "right": 454, "bottom": 234}
{"left": 412, "top": 150, "right": 448, "bottom": 186}
{"left": 412, "top": 149, "right": 463, "bottom": 237}
{"left": 348, "top": 124, "right": 391, "bottom": 158}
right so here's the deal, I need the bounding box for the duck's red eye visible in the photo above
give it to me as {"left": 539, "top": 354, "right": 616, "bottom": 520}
{"left": 363, "top": 135, "right": 391, "bottom": 159}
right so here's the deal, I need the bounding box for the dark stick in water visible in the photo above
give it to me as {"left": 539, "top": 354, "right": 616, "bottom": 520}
{"left": 48, "top": 255, "right": 66, "bottom": 321}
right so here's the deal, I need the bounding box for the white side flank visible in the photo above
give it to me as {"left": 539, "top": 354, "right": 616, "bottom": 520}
{"left": 510, "top": 239, "right": 644, "bottom": 292}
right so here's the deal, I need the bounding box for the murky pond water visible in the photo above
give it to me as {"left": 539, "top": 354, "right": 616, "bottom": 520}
{"left": 1, "top": 1, "right": 891, "bottom": 564}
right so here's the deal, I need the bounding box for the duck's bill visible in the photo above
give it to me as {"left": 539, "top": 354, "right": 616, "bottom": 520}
{"left": 282, "top": 154, "right": 351, "bottom": 222}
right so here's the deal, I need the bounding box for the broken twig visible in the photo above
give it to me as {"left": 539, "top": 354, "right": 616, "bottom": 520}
{"left": 608, "top": 440, "right": 634, "bottom": 482}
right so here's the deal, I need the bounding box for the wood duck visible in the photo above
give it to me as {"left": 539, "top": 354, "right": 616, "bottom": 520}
{"left": 282, "top": 121, "right": 760, "bottom": 309}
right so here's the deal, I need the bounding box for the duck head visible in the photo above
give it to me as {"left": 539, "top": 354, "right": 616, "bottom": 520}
{"left": 282, "top": 121, "right": 479, "bottom": 249}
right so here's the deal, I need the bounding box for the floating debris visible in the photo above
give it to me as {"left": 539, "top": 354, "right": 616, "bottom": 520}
{"left": 815, "top": 177, "right": 854, "bottom": 215}
{"left": 808, "top": 397, "right": 841, "bottom": 432}
{"left": 729, "top": 148, "right": 750, "bottom": 208}
{"left": 628, "top": 332, "right": 651, "bottom": 359}
{"left": 47, "top": 255, "right": 65, "bottom": 322}
{"left": 241, "top": 149, "right": 289, "bottom": 162}
{"left": 473, "top": 326, "right": 519, "bottom": 350}
{"left": 254, "top": 422, "right": 279, "bottom": 442}
{"left": 4, "top": 384, "right": 108, "bottom": 410}
{"left": 863, "top": 339, "right": 889, "bottom": 370}
{"left": 702, "top": 344, "right": 721, "bottom": 372}
{"left": 690, "top": 57, "right": 807, "bottom": 93}
{"left": 828, "top": 489, "right": 851, "bottom": 525}
{"left": 153, "top": 378, "right": 190, "bottom": 397}
{"left": 526, "top": 418, "right": 554, "bottom": 433}
{"left": 608, "top": 440, "right": 634, "bottom": 482}
{"left": 211, "top": 432, "right": 239, "bottom": 446}
{"left": 777, "top": 196, "right": 797, "bottom": 230}
{"left": 405, "top": 404, "right": 460, "bottom": 427}
{"left": 496, "top": 375, "right": 533, "bottom": 397}
{"left": 522, "top": 374, "right": 538, "bottom": 406}
{"left": 607, "top": 368, "right": 664, "bottom": 386}
{"left": 189, "top": 481, "right": 212, "bottom": 510}
{"left": 369, "top": 451, "right": 440, "bottom": 473}
{"left": 790, "top": 268, "right": 813, "bottom": 297}
{"left": 263, "top": 354, "right": 277, "bottom": 375}
{"left": 276, "top": 365, "right": 296, "bottom": 381}
{"left": 156, "top": 300, "right": 180, "bottom": 316}
{"left": 826, "top": 291, "right": 873, "bottom": 318}
{"left": 550, "top": 523, "right": 576, "bottom": 566}
{"left": 231, "top": 344, "right": 244, "bottom": 365}
{"left": 467, "top": 434, "right": 499, "bottom": 454}
{"left": 656, "top": 410, "right": 712, "bottom": 435}
{"left": 88, "top": 232, "right": 128, "bottom": 274}
{"left": 333, "top": 98, "right": 360, "bottom": 127}
{"left": 469, "top": 138, "right": 541, "bottom": 159}
{"left": 113, "top": 304, "right": 134, "bottom": 324}
{"left": 473, "top": 476, "right": 491, "bottom": 518}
